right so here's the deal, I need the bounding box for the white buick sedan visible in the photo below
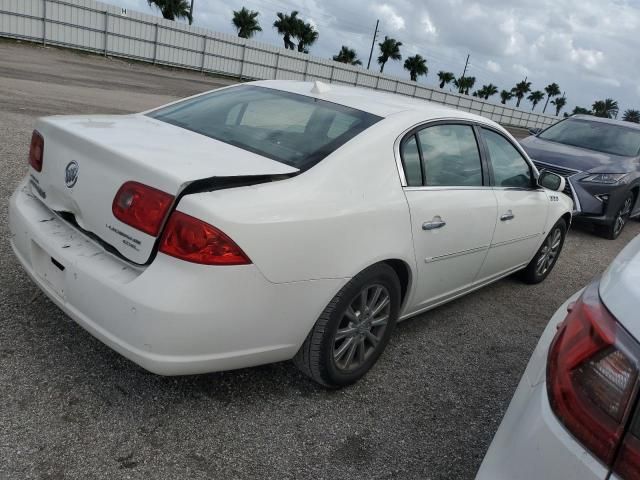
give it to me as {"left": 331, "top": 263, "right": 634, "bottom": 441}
{"left": 9, "top": 80, "right": 572, "bottom": 387}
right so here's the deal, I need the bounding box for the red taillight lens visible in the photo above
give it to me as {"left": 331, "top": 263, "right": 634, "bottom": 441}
{"left": 29, "top": 130, "right": 44, "bottom": 172}
{"left": 112, "top": 181, "right": 174, "bottom": 236}
{"left": 159, "top": 211, "right": 251, "bottom": 265}
{"left": 547, "top": 281, "right": 640, "bottom": 469}
{"left": 615, "top": 425, "right": 640, "bottom": 479}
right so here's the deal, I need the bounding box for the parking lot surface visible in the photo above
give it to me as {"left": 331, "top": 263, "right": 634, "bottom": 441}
{"left": 1, "top": 40, "right": 638, "bottom": 480}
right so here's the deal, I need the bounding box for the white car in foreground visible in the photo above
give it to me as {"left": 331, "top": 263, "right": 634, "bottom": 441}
{"left": 477, "top": 235, "right": 640, "bottom": 479}
{"left": 9, "top": 80, "right": 572, "bottom": 387}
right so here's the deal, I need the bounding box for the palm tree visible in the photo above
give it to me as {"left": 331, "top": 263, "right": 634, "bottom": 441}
{"left": 623, "top": 109, "right": 640, "bottom": 123}
{"left": 542, "top": 83, "right": 560, "bottom": 114}
{"left": 592, "top": 99, "right": 619, "bottom": 118}
{"left": 147, "top": 0, "right": 192, "bottom": 23}
{"left": 454, "top": 76, "right": 475, "bottom": 95}
{"left": 551, "top": 97, "right": 567, "bottom": 116}
{"left": 480, "top": 83, "right": 498, "bottom": 100}
{"left": 296, "top": 21, "right": 318, "bottom": 53}
{"left": 437, "top": 71, "right": 455, "bottom": 89}
{"left": 333, "top": 46, "right": 361, "bottom": 65}
{"left": 377, "top": 36, "right": 402, "bottom": 73}
{"left": 572, "top": 106, "right": 592, "bottom": 115}
{"left": 273, "top": 11, "right": 299, "bottom": 50}
{"left": 232, "top": 7, "right": 261, "bottom": 39}
{"left": 404, "top": 54, "right": 428, "bottom": 81}
{"left": 512, "top": 79, "right": 532, "bottom": 108}
{"left": 528, "top": 90, "right": 545, "bottom": 111}
{"left": 500, "top": 89, "right": 513, "bottom": 105}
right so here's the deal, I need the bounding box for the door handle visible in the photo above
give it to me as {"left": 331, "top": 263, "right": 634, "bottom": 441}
{"left": 500, "top": 210, "right": 515, "bottom": 221}
{"left": 422, "top": 216, "right": 446, "bottom": 230}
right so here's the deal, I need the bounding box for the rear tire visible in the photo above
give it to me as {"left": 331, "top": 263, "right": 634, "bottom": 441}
{"left": 293, "top": 264, "right": 401, "bottom": 388}
{"left": 597, "top": 192, "right": 634, "bottom": 240}
{"left": 520, "top": 219, "right": 567, "bottom": 284}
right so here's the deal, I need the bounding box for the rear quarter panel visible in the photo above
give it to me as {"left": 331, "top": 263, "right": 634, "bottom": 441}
{"left": 176, "top": 117, "right": 417, "bottom": 285}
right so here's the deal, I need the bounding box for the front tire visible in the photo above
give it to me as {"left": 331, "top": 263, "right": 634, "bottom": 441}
{"left": 598, "top": 192, "right": 634, "bottom": 240}
{"left": 520, "top": 219, "right": 567, "bottom": 284}
{"left": 293, "top": 264, "right": 401, "bottom": 388}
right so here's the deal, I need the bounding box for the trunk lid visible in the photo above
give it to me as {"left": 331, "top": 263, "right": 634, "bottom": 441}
{"left": 600, "top": 234, "right": 640, "bottom": 341}
{"left": 30, "top": 114, "right": 298, "bottom": 264}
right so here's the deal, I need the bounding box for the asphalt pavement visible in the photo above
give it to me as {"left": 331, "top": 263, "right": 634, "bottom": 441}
{"left": 1, "top": 39, "right": 638, "bottom": 480}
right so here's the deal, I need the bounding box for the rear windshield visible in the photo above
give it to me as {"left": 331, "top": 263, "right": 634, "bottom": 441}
{"left": 538, "top": 118, "right": 640, "bottom": 157}
{"left": 147, "top": 85, "right": 381, "bottom": 170}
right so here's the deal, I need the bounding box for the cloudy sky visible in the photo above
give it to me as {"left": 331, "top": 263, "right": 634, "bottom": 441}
{"left": 106, "top": 0, "right": 640, "bottom": 115}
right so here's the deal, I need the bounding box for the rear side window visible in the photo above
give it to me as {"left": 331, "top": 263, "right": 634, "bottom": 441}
{"left": 148, "top": 86, "right": 381, "bottom": 170}
{"left": 482, "top": 129, "right": 532, "bottom": 188}
{"left": 401, "top": 135, "right": 423, "bottom": 186}
{"left": 416, "top": 125, "right": 483, "bottom": 187}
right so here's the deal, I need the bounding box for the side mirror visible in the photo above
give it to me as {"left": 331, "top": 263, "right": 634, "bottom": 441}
{"left": 538, "top": 170, "right": 566, "bottom": 193}
{"left": 529, "top": 127, "right": 542, "bottom": 136}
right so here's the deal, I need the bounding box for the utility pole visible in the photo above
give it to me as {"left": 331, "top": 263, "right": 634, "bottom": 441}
{"left": 460, "top": 54, "right": 469, "bottom": 79}
{"left": 367, "top": 20, "right": 380, "bottom": 70}
{"left": 189, "top": 0, "right": 194, "bottom": 25}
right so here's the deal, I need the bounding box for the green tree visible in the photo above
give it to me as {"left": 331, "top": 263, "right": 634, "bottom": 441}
{"left": 437, "top": 71, "right": 455, "bottom": 89}
{"left": 512, "top": 79, "right": 532, "bottom": 108}
{"left": 232, "top": 7, "right": 261, "bottom": 39}
{"left": 479, "top": 83, "right": 498, "bottom": 100}
{"left": 592, "top": 99, "right": 619, "bottom": 118}
{"left": 454, "top": 76, "right": 475, "bottom": 95}
{"left": 147, "top": 0, "right": 192, "bottom": 23}
{"left": 551, "top": 96, "right": 567, "bottom": 116}
{"left": 404, "top": 54, "right": 428, "bottom": 81}
{"left": 542, "top": 83, "right": 561, "bottom": 114}
{"left": 295, "top": 21, "right": 318, "bottom": 53}
{"left": 333, "top": 46, "right": 362, "bottom": 65}
{"left": 377, "top": 36, "right": 402, "bottom": 73}
{"left": 528, "top": 90, "right": 545, "bottom": 111}
{"left": 273, "top": 11, "right": 299, "bottom": 50}
{"left": 623, "top": 109, "right": 640, "bottom": 123}
{"left": 500, "top": 89, "right": 513, "bottom": 105}
{"left": 572, "top": 106, "right": 592, "bottom": 115}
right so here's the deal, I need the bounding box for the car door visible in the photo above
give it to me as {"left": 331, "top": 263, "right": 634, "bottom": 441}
{"left": 476, "top": 127, "right": 549, "bottom": 282}
{"left": 401, "top": 122, "right": 498, "bottom": 312}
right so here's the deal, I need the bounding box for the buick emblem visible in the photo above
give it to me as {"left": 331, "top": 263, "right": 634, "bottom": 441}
{"left": 65, "top": 161, "right": 79, "bottom": 188}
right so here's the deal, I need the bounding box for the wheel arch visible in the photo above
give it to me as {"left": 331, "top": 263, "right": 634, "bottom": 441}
{"left": 380, "top": 258, "right": 413, "bottom": 310}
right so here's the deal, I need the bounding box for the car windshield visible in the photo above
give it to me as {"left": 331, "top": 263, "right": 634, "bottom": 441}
{"left": 147, "top": 85, "right": 381, "bottom": 170}
{"left": 538, "top": 118, "right": 640, "bottom": 157}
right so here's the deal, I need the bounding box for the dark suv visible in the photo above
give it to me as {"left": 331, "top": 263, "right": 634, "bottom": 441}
{"left": 520, "top": 115, "right": 640, "bottom": 239}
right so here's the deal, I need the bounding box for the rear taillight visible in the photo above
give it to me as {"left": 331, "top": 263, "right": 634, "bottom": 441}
{"left": 158, "top": 211, "right": 251, "bottom": 265}
{"left": 112, "top": 181, "right": 174, "bottom": 236}
{"left": 615, "top": 415, "right": 640, "bottom": 479}
{"left": 547, "top": 281, "right": 640, "bottom": 475}
{"left": 29, "top": 130, "right": 44, "bottom": 172}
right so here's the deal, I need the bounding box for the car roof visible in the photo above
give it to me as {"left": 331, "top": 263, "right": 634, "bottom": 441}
{"left": 250, "top": 80, "right": 502, "bottom": 127}
{"left": 570, "top": 114, "right": 640, "bottom": 130}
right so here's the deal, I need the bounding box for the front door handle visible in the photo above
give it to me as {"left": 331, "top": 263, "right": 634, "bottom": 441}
{"left": 423, "top": 216, "right": 446, "bottom": 230}
{"left": 500, "top": 210, "right": 515, "bottom": 221}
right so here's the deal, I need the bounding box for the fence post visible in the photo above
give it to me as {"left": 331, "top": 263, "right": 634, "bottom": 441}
{"left": 201, "top": 36, "right": 207, "bottom": 72}
{"left": 394, "top": 80, "right": 399, "bottom": 93}
{"left": 375, "top": 76, "right": 380, "bottom": 90}
{"left": 302, "top": 58, "right": 309, "bottom": 81}
{"left": 42, "top": 0, "right": 47, "bottom": 46}
{"left": 274, "top": 52, "right": 280, "bottom": 80}
{"left": 104, "top": 10, "right": 109, "bottom": 56}
{"left": 152, "top": 23, "right": 159, "bottom": 64}
{"left": 239, "top": 43, "right": 247, "bottom": 79}
{"left": 329, "top": 65, "right": 335, "bottom": 83}
{"left": 354, "top": 71, "right": 359, "bottom": 86}
{"left": 413, "top": 85, "right": 417, "bottom": 97}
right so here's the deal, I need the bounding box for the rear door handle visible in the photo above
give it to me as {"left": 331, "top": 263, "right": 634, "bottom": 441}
{"left": 422, "top": 216, "right": 446, "bottom": 230}
{"left": 500, "top": 210, "right": 515, "bottom": 221}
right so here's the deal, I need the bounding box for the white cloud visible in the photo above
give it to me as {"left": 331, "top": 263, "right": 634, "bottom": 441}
{"left": 486, "top": 60, "right": 501, "bottom": 73}
{"left": 374, "top": 4, "right": 406, "bottom": 31}
{"left": 422, "top": 14, "right": 437, "bottom": 36}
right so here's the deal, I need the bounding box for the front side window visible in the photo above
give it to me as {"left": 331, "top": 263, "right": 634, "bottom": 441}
{"left": 482, "top": 129, "right": 532, "bottom": 188}
{"left": 416, "top": 125, "right": 483, "bottom": 187}
{"left": 148, "top": 86, "right": 381, "bottom": 170}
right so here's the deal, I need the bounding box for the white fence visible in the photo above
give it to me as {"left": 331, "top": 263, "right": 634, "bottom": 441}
{"left": 0, "top": 0, "right": 559, "bottom": 129}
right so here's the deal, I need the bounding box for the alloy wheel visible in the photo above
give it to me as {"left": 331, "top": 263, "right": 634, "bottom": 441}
{"left": 613, "top": 195, "right": 634, "bottom": 237}
{"left": 536, "top": 227, "right": 563, "bottom": 277}
{"left": 333, "top": 284, "right": 390, "bottom": 372}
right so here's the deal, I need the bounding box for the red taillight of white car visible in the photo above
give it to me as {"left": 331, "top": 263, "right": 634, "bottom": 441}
{"left": 159, "top": 211, "right": 251, "bottom": 265}
{"left": 547, "top": 281, "right": 640, "bottom": 478}
{"left": 29, "top": 130, "right": 44, "bottom": 172}
{"left": 112, "top": 181, "right": 174, "bottom": 236}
